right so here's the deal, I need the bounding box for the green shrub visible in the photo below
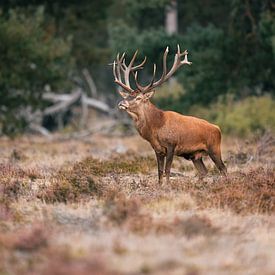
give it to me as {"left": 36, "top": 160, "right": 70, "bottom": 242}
{"left": 189, "top": 95, "right": 275, "bottom": 137}
{"left": 0, "top": 7, "right": 74, "bottom": 136}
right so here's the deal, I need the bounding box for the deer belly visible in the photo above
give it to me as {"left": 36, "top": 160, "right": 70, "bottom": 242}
{"left": 175, "top": 143, "right": 208, "bottom": 160}
{"left": 177, "top": 150, "right": 208, "bottom": 160}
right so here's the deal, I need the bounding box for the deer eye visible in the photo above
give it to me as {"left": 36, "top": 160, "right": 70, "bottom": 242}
{"left": 136, "top": 96, "right": 142, "bottom": 101}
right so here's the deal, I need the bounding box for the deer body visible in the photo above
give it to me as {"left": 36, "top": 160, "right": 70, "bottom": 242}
{"left": 113, "top": 46, "right": 227, "bottom": 184}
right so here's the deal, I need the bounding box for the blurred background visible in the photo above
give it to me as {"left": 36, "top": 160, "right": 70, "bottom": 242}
{"left": 0, "top": 0, "right": 274, "bottom": 137}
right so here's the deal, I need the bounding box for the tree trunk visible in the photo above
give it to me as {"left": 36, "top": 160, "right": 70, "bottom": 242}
{"left": 165, "top": 0, "right": 178, "bottom": 35}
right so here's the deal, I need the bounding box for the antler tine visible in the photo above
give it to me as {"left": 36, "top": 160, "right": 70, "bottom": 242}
{"left": 134, "top": 63, "right": 157, "bottom": 93}
{"left": 115, "top": 52, "right": 127, "bottom": 82}
{"left": 142, "top": 45, "right": 191, "bottom": 93}
{"left": 182, "top": 50, "right": 192, "bottom": 65}
{"left": 132, "top": 56, "right": 147, "bottom": 71}
{"left": 177, "top": 45, "right": 192, "bottom": 64}
{"left": 121, "top": 50, "right": 138, "bottom": 87}
{"left": 129, "top": 50, "right": 138, "bottom": 67}
{"left": 113, "top": 54, "right": 123, "bottom": 83}
{"left": 146, "top": 63, "right": 157, "bottom": 90}
{"left": 117, "top": 50, "right": 147, "bottom": 91}
{"left": 113, "top": 46, "right": 191, "bottom": 96}
{"left": 164, "top": 45, "right": 191, "bottom": 79}
{"left": 118, "top": 53, "right": 128, "bottom": 72}
{"left": 120, "top": 52, "right": 125, "bottom": 62}
{"left": 134, "top": 71, "right": 144, "bottom": 92}
{"left": 113, "top": 60, "right": 118, "bottom": 81}
{"left": 115, "top": 54, "right": 123, "bottom": 83}
{"left": 163, "top": 46, "right": 169, "bottom": 76}
{"left": 122, "top": 59, "right": 127, "bottom": 71}
{"left": 113, "top": 59, "right": 131, "bottom": 95}
{"left": 113, "top": 53, "right": 135, "bottom": 94}
{"left": 113, "top": 51, "right": 143, "bottom": 95}
{"left": 177, "top": 44, "right": 181, "bottom": 56}
{"left": 165, "top": 54, "right": 180, "bottom": 79}
{"left": 153, "top": 46, "right": 169, "bottom": 87}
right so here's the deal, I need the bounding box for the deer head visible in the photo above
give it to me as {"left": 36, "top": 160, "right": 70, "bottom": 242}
{"left": 112, "top": 45, "right": 192, "bottom": 118}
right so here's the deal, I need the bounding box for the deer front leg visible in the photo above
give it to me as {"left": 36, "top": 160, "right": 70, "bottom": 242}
{"left": 155, "top": 151, "right": 165, "bottom": 185}
{"left": 165, "top": 145, "right": 175, "bottom": 184}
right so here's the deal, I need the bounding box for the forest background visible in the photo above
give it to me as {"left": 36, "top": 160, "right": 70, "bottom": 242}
{"left": 0, "top": 0, "right": 274, "bottom": 136}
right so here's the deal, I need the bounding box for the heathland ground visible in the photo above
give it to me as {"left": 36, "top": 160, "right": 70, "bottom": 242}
{"left": 0, "top": 133, "right": 274, "bottom": 274}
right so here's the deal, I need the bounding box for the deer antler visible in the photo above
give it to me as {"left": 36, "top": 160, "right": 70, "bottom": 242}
{"left": 134, "top": 45, "right": 192, "bottom": 93}
{"left": 112, "top": 51, "right": 147, "bottom": 96}
{"left": 113, "top": 45, "right": 191, "bottom": 96}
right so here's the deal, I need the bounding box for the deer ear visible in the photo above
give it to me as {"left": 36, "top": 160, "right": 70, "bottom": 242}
{"left": 144, "top": 91, "right": 155, "bottom": 99}
{"left": 118, "top": 90, "right": 129, "bottom": 99}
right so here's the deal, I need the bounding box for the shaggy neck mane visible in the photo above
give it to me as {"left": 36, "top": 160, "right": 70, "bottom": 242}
{"left": 134, "top": 101, "right": 164, "bottom": 139}
{"left": 144, "top": 102, "right": 164, "bottom": 128}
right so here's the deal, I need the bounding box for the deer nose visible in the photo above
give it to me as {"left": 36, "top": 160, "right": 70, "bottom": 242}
{"left": 118, "top": 100, "right": 129, "bottom": 110}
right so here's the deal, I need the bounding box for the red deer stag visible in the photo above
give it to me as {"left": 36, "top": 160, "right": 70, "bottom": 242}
{"left": 112, "top": 45, "right": 227, "bottom": 184}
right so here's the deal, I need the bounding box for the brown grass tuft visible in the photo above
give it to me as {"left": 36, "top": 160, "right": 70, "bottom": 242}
{"left": 40, "top": 248, "right": 116, "bottom": 275}
{"left": 0, "top": 163, "right": 26, "bottom": 178}
{"left": 9, "top": 149, "right": 27, "bottom": 162}
{"left": 38, "top": 176, "right": 100, "bottom": 203}
{"left": 173, "top": 215, "right": 219, "bottom": 238}
{"left": 104, "top": 188, "right": 141, "bottom": 225}
{"left": 38, "top": 167, "right": 102, "bottom": 203}
{"left": 37, "top": 154, "right": 155, "bottom": 203}
{"left": 0, "top": 199, "right": 13, "bottom": 222}
{"left": 103, "top": 188, "right": 153, "bottom": 234}
{"left": 71, "top": 155, "right": 155, "bottom": 176}
{"left": 0, "top": 223, "right": 48, "bottom": 252}
{"left": 192, "top": 168, "right": 275, "bottom": 214}
{"left": 13, "top": 224, "right": 48, "bottom": 251}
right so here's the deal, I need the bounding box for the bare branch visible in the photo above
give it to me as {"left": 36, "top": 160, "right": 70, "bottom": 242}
{"left": 43, "top": 89, "right": 82, "bottom": 116}
{"left": 80, "top": 93, "right": 89, "bottom": 128}
{"left": 29, "top": 124, "right": 52, "bottom": 139}
{"left": 42, "top": 93, "right": 73, "bottom": 102}
{"left": 83, "top": 97, "right": 111, "bottom": 113}
{"left": 82, "top": 68, "right": 98, "bottom": 98}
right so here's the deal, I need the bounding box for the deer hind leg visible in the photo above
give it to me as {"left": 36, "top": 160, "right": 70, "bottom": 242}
{"left": 209, "top": 147, "right": 227, "bottom": 176}
{"left": 165, "top": 145, "right": 175, "bottom": 184}
{"left": 192, "top": 158, "right": 208, "bottom": 178}
{"left": 155, "top": 151, "right": 165, "bottom": 184}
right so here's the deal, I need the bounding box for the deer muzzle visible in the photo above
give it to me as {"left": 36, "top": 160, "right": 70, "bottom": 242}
{"left": 118, "top": 100, "right": 129, "bottom": 110}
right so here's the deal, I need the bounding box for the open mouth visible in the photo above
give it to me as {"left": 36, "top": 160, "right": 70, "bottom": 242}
{"left": 119, "top": 105, "right": 127, "bottom": 110}
{"left": 118, "top": 102, "right": 128, "bottom": 110}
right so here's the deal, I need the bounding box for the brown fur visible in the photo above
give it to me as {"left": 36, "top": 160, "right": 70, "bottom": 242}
{"left": 119, "top": 96, "right": 227, "bottom": 184}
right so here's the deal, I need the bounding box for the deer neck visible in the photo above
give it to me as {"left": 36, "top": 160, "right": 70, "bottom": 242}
{"left": 133, "top": 101, "right": 164, "bottom": 140}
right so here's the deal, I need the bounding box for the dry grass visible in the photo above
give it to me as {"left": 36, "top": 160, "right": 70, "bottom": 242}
{"left": 170, "top": 168, "right": 275, "bottom": 214}
{"left": 0, "top": 133, "right": 274, "bottom": 274}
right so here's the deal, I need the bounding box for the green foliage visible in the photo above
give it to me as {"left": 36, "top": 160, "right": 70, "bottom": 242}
{"left": 226, "top": 0, "right": 275, "bottom": 97}
{"left": 0, "top": 0, "right": 274, "bottom": 135}
{"left": 177, "top": 24, "right": 226, "bottom": 108}
{"left": 111, "top": 27, "right": 183, "bottom": 67}
{"left": 50, "top": 0, "right": 112, "bottom": 66}
{"left": 0, "top": 7, "right": 74, "bottom": 135}
{"left": 109, "top": 0, "right": 275, "bottom": 109}
{"left": 189, "top": 96, "right": 275, "bottom": 137}
{"left": 109, "top": 0, "right": 187, "bottom": 84}
{"left": 108, "top": 0, "right": 166, "bottom": 26}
